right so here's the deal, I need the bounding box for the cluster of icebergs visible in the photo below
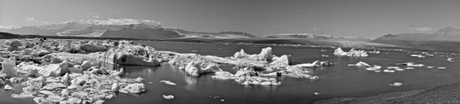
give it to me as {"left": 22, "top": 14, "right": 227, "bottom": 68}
{"left": 0, "top": 39, "right": 164, "bottom": 104}
{"left": 349, "top": 61, "right": 429, "bottom": 73}
{"left": 165, "top": 47, "right": 335, "bottom": 87}
{"left": 334, "top": 47, "right": 369, "bottom": 57}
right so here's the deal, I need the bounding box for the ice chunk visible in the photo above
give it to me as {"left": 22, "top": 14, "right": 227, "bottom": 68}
{"left": 314, "top": 92, "right": 320, "bottom": 95}
{"left": 0, "top": 78, "right": 5, "bottom": 86}
{"left": 11, "top": 93, "right": 34, "bottom": 98}
{"left": 258, "top": 47, "right": 273, "bottom": 61}
{"left": 61, "top": 89, "right": 70, "bottom": 96}
{"left": 111, "top": 83, "right": 119, "bottom": 92}
{"left": 410, "top": 54, "right": 425, "bottom": 58}
{"left": 383, "top": 69, "right": 395, "bottom": 73}
{"left": 80, "top": 61, "right": 92, "bottom": 71}
{"left": 160, "top": 80, "right": 177, "bottom": 86}
{"left": 390, "top": 82, "right": 402, "bottom": 87}
{"left": 447, "top": 58, "right": 454, "bottom": 62}
{"left": 39, "top": 64, "right": 68, "bottom": 77}
{"left": 71, "top": 92, "right": 88, "bottom": 98}
{"left": 212, "top": 71, "right": 237, "bottom": 80}
{"left": 93, "top": 100, "right": 105, "bottom": 104}
{"left": 397, "top": 62, "right": 424, "bottom": 67}
{"left": 0, "top": 57, "right": 18, "bottom": 78}
{"left": 120, "top": 83, "right": 146, "bottom": 94}
{"left": 163, "top": 95, "right": 175, "bottom": 100}
{"left": 185, "top": 61, "right": 200, "bottom": 77}
{"left": 42, "top": 83, "right": 66, "bottom": 90}
{"left": 39, "top": 90, "right": 56, "bottom": 95}
{"left": 333, "top": 47, "right": 347, "bottom": 56}
{"left": 270, "top": 55, "right": 291, "bottom": 67}
{"left": 46, "top": 95, "right": 65, "bottom": 102}
{"left": 4, "top": 85, "right": 13, "bottom": 90}
{"left": 9, "top": 77, "right": 24, "bottom": 84}
{"left": 355, "top": 61, "right": 370, "bottom": 67}
{"left": 33, "top": 97, "right": 50, "bottom": 104}
{"left": 62, "top": 73, "right": 71, "bottom": 86}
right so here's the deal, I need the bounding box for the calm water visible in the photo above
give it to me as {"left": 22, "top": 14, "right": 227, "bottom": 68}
{"left": 1, "top": 41, "right": 459, "bottom": 104}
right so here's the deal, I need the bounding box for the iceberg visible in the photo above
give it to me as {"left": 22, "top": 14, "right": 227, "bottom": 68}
{"left": 333, "top": 47, "right": 347, "bottom": 56}
{"left": 120, "top": 83, "right": 146, "bottom": 94}
{"left": 390, "top": 82, "right": 402, "bottom": 87}
{"left": 160, "top": 80, "right": 177, "bottom": 86}
{"left": 334, "top": 47, "right": 368, "bottom": 57}
{"left": 0, "top": 57, "right": 19, "bottom": 78}
{"left": 163, "top": 95, "right": 175, "bottom": 100}
{"left": 410, "top": 54, "right": 425, "bottom": 58}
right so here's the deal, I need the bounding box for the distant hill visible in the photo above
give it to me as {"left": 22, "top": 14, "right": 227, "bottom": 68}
{"left": 101, "top": 24, "right": 183, "bottom": 39}
{"left": 373, "top": 27, "right": 460, "bottom": 52}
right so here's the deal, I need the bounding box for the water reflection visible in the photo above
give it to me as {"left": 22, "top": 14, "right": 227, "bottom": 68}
{"left": 184, "top": 75, "right": 198, "bottom": 92}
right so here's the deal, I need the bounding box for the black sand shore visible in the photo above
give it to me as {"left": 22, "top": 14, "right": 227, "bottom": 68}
{"left": 314, "top": 82, "right": 460, "bottom": 104}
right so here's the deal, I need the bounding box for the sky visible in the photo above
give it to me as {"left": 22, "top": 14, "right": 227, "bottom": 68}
{"left": 0, "top": 0, "right": 459, "bottom": 38}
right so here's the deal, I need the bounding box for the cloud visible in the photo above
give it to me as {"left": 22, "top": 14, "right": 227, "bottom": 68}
{"left": 141, "top": 20, "right": 161, "bottom": 25}
{"left": 0, "top": 25, "right": 17, "bottom": 30}
{"left": 414, "top": 27, "right": 432, "bottom": 32}
{"left": 25, "top": 17, "right": 37, "bottom": 23}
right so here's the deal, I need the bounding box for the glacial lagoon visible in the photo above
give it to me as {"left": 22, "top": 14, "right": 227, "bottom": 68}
{"left": 1, "top": 40, "right": 459, "bottom": 104}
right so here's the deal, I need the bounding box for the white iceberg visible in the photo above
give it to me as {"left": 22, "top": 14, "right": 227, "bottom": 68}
{"left": 163, "top": 95, "right": 175, "bottom": 100}
{"left": 160, "top": 80, "right": 177, "bottom": 86}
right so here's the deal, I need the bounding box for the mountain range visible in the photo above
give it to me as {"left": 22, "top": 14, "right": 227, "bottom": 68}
{"left": 0, "top": 19, "right": 459, "bottom": 52}
{"left": 373, "top": 26, "right": 460, "bottom": 52}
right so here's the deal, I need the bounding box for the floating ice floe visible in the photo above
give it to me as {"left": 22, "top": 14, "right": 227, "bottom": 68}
{"left": 295, "top": 60, "right": 334, "bottom": 68}
{"left": 314, "top": 92, "right": 320, "bottom": 95}
{"left": 160, "top": 80, "right": 177, "bottom": 86}
{"left": 119, "top": 83, "right": 146, "bottom": 94}
{"left": 390, "top": 82, "right": 402, "bottom": 87}
{"left": 4, "top": 84, "right": 13, "bottom": 90}
{"left": 383, "top": 69, "right": 395, "bottom": 73}
{"left": 354, "top": 61, "right": 371, "bottom": 67}
{"left": 421, "top": 52, "right": 434, "bottom": 56}
{"left": 447, "top": 58, "right": 454, "bottom": 62}
{"left": 410, "top": 54, "right": 425, "bottom": 58}
{"left": 368, "top": 50, "right": 380, "bottom": 54}
{"left": 163, "top": 95, "right": 175, "bottom": 100}
{"left": 405, "top": 67, "right": 415, "bottom": 70}
{"left": 334, "top": 47, "right": 368, "bottom": 57}
{"left": 387, "top": 66, "right": 404, "bottom": 71}
{"left": 397, "top": 62, "right": 424, "bottom": 67}
{"left": 365, "top": 65, "right": 382, "bottom": 71}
